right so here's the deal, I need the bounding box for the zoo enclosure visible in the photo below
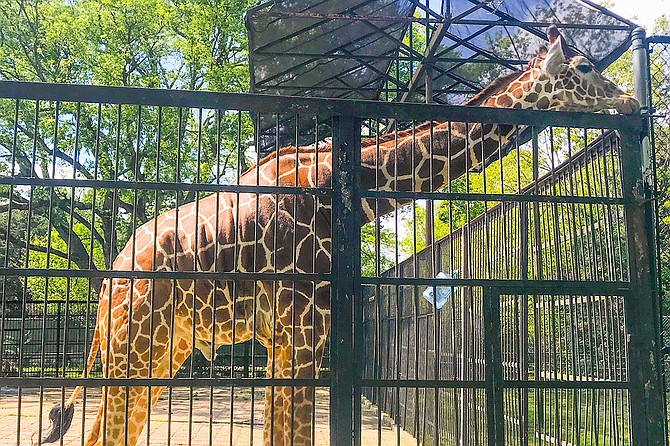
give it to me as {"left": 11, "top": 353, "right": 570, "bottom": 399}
{"left": 0, "top": 79, "right": 663, "bottom": 446}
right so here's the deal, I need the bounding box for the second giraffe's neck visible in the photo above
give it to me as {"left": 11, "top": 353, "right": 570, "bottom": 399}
{"left": 358, "top": 68, "right": 540, "bottom": 223}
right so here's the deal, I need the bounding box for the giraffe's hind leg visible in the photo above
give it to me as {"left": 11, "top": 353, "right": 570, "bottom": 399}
{"left": 263, "top": 282, "right": 330, "bottom": 446}
{"left": 86, "top": 370, "right": 187, "bottom": 446}
{"left": 86, "top": 278, "right": 193, "bottom": 446}
{"left": 85, "top": 386, "right": 164, "bottom": 446}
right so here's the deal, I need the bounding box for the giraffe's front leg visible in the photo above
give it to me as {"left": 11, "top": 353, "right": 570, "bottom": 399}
{"left": 265, "top": 339, "right": 320, "bottom": 446}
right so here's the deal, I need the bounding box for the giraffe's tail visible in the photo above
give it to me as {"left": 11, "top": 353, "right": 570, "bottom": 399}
{"left": 41, "top": 282, "right": 104, "bottom": 444}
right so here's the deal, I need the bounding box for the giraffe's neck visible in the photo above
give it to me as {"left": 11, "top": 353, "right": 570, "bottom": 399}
{"left": 357, "top": 68, "right": 544, "bottom": 223}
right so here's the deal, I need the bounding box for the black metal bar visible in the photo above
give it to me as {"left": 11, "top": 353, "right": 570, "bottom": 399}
{"left": 0, "top": 377, "right": 330, "bottom": 387}
{"left": 252, "top": 51, "right": 528, "bottom": 65}
{"left": 647, "top": 35, "right": 670, "bottom": 44}
{"left": 0, "top": 174, "right": 629, "bottom": 205}
{"left": 0, "top": 268, "right": 332, "bottom": 281}
{"left": 633, "top": 28, "right": 655, "bottom": 183}
{"left": 0, "top": 376, "right": 632, "bottom": 389}
{"left": 362, "top": 189, "right": 624, "bottom": 205}
{"left": 330, "top": 115, "right": 362, "bottom": 446}
{"left": 619, "top": 122, "right": 667, "bottom": 444}
{"left": 0, "top": 177, "right": 333, "bottom": 195}
{"left": 0, "top": 80, "right": 638, "bottom": 129}
{"left": 361, "top": 277, "right": 630, "bottom": 291}
{"left": 247, "top": 12, "right": 634, "bottom": 30}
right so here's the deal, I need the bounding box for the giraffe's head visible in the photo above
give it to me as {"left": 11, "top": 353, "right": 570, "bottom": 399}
{"left": 487, "top": 26, "right": 640, "bottom": 115}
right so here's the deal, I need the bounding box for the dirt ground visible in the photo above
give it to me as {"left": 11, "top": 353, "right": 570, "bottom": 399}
{"left": 0, "top": 386, "right": 416, "bottom": 446}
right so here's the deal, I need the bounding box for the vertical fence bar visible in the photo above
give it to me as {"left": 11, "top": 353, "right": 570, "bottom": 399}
{"left": 484, "top": 287, "right": 503, "bottom": 446}
{"left": 330, "top": 115, "right": 361, "bottom": 446}
{"left": 459, "top": 225, "right": 471, "bottom": 445}
{"left": 619, "top": 122, "right": 667, "bottom": 445}
{"left": 519, "top": 203, "right": 530, "bottom": 446}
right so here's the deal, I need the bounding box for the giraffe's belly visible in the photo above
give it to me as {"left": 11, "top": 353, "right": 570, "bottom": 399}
{"left": 173, "top": 279, "right": 273, "bottom": 354}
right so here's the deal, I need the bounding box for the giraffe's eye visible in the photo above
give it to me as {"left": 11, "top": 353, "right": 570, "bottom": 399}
{"left": 577, "top": 64, "right": 592, "bottom": 74}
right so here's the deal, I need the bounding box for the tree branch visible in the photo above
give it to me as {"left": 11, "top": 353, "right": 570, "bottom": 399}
{"left": 0, "top": 225, "right": 69, "bottom": 260}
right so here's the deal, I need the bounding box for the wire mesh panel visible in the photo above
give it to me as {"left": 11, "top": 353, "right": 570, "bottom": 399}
{"left": 648, "top": 36, "right": 670, "bottom": 415}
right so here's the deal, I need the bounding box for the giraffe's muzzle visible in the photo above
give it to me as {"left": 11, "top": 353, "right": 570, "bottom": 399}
{"left": 615, "top": 94, "right": 641, "bottom": 115}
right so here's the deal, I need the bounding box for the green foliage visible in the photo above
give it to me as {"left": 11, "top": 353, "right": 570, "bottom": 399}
{"left": 0, "top": 0, "right": 254, "bottom": 311}
{"left": 399, "top": 148, "right": 535, "bottom": 258}
{"left": 360, "top": 222, "right": 396, "bottom": 277}
{"left": 0, "top": 0, "right": 254, "bottom": 88}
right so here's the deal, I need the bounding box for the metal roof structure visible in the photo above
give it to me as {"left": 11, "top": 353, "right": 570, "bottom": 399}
{"left": 246, "top": 0, "right": 636, "bottom": 103}
{"left": 245, "top": 0, "right": 637, "bottom": 150}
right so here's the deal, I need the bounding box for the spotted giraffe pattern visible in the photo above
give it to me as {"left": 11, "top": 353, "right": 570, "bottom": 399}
{"left": 43, "top": 27, "right": 639, "bottom": 446}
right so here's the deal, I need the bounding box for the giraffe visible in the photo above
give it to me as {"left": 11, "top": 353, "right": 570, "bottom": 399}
{"left": 41, "top": 27, "right": 639, "bottom": 446}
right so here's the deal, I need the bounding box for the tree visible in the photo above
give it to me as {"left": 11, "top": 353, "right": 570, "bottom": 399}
{"left": 0, "top": 0, "right": 254, "bottom": 309}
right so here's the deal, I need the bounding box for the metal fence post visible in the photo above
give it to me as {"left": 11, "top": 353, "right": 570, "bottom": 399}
{"left": 619, "top": 123, "right": 667, "bottom": 445}
{"left": 632, "top": 27, "right": 654, "bottom": 182}
{"left": 330, "top": 115, "right": 362, "bottom": 446}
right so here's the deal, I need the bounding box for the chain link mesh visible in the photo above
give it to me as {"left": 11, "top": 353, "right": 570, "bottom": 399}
{"left": 649, "top": 38, "right": 670, "bottom": 407}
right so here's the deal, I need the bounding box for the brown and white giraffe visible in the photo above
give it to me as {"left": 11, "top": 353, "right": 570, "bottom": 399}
{"left": 42, "top": 27, "right": 639, "bottom": 446}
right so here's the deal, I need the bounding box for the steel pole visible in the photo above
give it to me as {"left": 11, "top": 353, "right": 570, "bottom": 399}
{"left": 632, "top": 27, "right": 653, "bottom": 179}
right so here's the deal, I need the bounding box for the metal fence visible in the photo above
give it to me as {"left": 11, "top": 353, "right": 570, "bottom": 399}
{"left": 647, "top": 34, "right": 670, "bottom": 438}
{"left": 2, "top": 302, "right": 94, "bottom": 376}
{"left": 0, "top": 80, "right": 663, "bottom": 446}
{"left": 362, "top": 130, "right": 632, "bottom": 445}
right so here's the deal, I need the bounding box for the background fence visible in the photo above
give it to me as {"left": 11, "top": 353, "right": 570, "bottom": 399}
{"left": 647, "top": 36, "right": 670, "bottom": 430}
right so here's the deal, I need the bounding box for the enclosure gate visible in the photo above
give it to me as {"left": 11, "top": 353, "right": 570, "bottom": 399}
{"left": 0, "top": 80, "right": 664, "bottom": 446}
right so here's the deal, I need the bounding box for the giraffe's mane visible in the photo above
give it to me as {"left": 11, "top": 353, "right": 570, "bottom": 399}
{"left": 360, "top": 69, "right": 525, "bottom": 147}
{"left": 462, "top": 69, "right": 525, "bottom": 106}
{"left": 240, "top": 68, "right": 527, "bottom": 177}
{"left": 240, "top": 145, "right": 332, "bottom": 177}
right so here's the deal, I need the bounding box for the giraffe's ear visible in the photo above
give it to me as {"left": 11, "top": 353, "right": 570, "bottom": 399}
{"left": 542, "top": 37, "right": 566, "bottom": 75}
{"left": 547, "top": 25, "right": 561, "bottom": 45}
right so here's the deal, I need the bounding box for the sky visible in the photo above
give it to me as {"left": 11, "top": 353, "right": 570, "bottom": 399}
{"left": 608, "top": 0, "right": 669, "bottom": 32}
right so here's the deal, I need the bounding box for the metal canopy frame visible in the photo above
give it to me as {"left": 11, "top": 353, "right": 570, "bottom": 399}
{"left": 246, "top": 0, "right": 637, "bottom": 107}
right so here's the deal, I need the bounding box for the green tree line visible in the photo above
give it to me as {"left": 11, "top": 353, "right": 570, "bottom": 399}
{"left": 0, "top": 0, "right": 255, "bottom": 312}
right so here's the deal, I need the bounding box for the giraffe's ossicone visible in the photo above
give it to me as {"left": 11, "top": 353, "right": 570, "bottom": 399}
{"left": 41, "top": 26, "right": 639, "bottom": 446}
